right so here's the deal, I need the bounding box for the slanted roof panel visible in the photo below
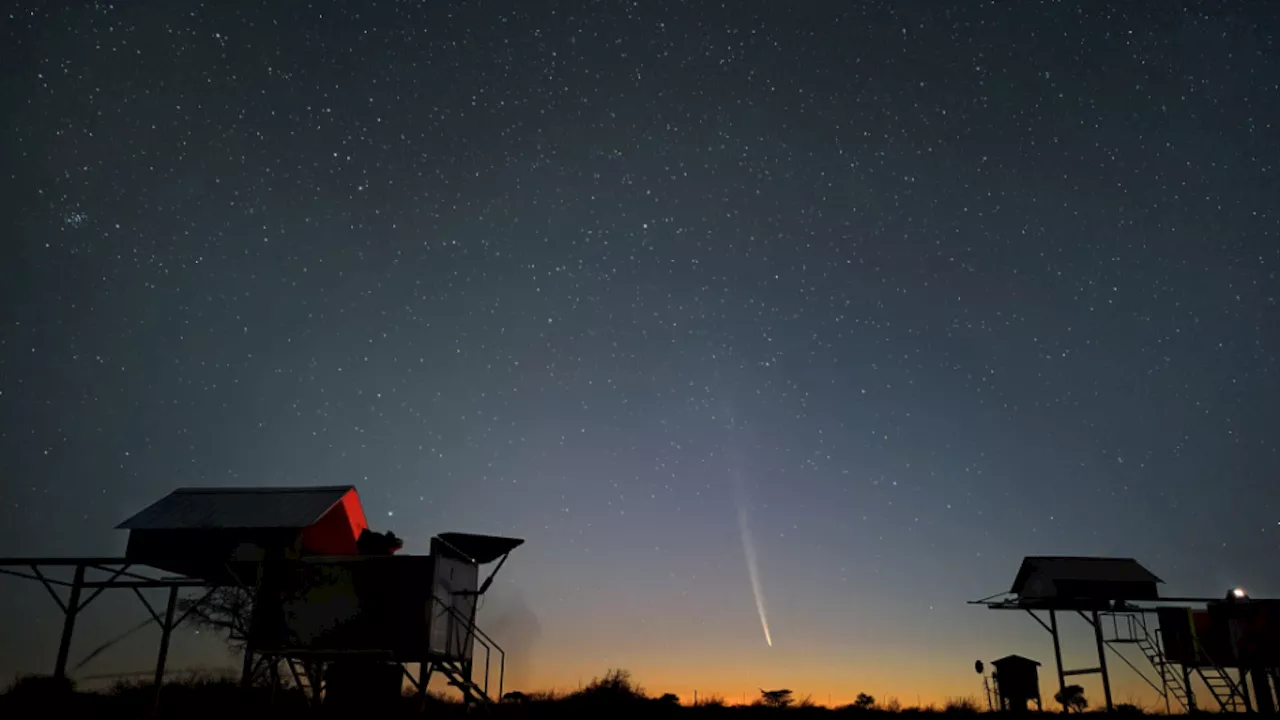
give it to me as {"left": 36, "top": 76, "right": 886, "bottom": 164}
{"left": 434, "top": 532, "right": 524, "bottom": 564}
{"left": 117, "top": 486, "right": 355, "bottom": 531}
{"left": 1011, "top": 556, "right": 1163, "bottom": 594}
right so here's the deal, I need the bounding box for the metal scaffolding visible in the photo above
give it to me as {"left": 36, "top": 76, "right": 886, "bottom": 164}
{"left": 0, "top": 557, "right": 219, "bottom": 715}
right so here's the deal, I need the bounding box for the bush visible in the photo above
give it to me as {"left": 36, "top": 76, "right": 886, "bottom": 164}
{"left": 5, "top": 673, "right": 77, "bottom": 697}
{"left": 698, "top": 693, "right": 726, "bottom": 707}
{"left": 571, "top": 668, "right": 647, "bottom": 704}
{"left": 2, "top": 674, "right": 87, "bottom": 713}
{"left": 943, "top": 696, "right": 980, "bottom": 713}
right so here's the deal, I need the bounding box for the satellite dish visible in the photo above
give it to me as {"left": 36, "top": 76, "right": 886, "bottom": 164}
{"left": 975, "top": 660, "right": 984, "bottom": 675}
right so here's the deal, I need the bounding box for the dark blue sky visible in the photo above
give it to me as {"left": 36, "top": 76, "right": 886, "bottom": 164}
{"left": 2, "top": 0, "right": 1277, "bottom": 705}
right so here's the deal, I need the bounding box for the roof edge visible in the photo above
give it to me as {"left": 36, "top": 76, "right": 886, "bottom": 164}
{"left": 115, "top": 485, "right": 360, "bottom": 530}
{"left": 167, "top": 485, "right": 356, "bottom": 495}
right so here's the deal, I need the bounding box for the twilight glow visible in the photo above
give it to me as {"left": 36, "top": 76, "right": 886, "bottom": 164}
{"left": 2, "top": 0, "right": 1277, "bottom": 710}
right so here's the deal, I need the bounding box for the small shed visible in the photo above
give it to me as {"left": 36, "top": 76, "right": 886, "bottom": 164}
{"left": 117, "top": 485, "right": 369, "bottom": 583}
{"left": 992, "top": 655, "right": 1041, "bottom": 711}
{"left": 1011, "top": 556, "right": 1161, "bottom": 607}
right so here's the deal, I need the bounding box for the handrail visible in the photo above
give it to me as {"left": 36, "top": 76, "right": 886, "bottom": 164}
{"left": 1097, "top": 610, "right": 1188, "bottom": 712}
{"left": 431, "top": 594, "right": 506, "bottom": 700}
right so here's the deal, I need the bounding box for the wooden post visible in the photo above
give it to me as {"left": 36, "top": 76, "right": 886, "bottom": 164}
{"left": 240, "top": 646, "right": 255, "bottom": 688}
{"left": 417, "top": 662, "right": 428, "bottom": 713}
{"left": 268, "top": 657, "right": 279, "bottom": 706}
{"left": 53, "top": 564, "right": 85, "bottom": 680}
{"left": 1183, "top": 665, "right": 1197, "bottom": 712}
{"left": 312, "top": 661, "right": 325, "bottom": 707}
{"left": 150, "top": 585, "right": 179, "bottom": 716}
{"left": 1250, "top": 667, "right": 1275, "bottom": 714}
{"left": 1049, "top": 609, "right": 1067, "bottom": 710}
{"left": 1238, "top": 668, "right": 1253, "bottom": 713}
{"left": 1092, "top": 610, "right": 1114, "bottom": 712}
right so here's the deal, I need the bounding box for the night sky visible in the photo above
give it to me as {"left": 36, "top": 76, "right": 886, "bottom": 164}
{"left": 2, "top": 0, "right": 1278, "bottom": 708}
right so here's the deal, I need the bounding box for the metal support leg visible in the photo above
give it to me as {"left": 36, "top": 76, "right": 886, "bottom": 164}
{"left": 1250, "top": 667, "right": 1275, "bottom": 714}
{"left": 1238, "top": 668, "right": 1253, "bottom": 713}
{"left": 240, "top": 645, "right": 255, "bottom": 689}
{"left": 417, "top": 662, "right": 429, "bottom": 714}
{"left": 1271, "top": 670, "right": 1280, "bottom": 712}
{"left": 269, "top": 658, "right": 279, "bottom": 706}
{"left": 311, "top": 661, "right": 325, "bottom": 707}
{"left": 1049, "top": 609, "right": 1067, "bottom": 710}
{"left": 1183, "top": 666, "right": 1197, "bottom": 712}
{"left": 151, "top": 585, "right": 178, "bottom": 716}
{"left": 1091, "top": 610, "right": 1114, "bottom": 712}
{"left": 53, "top": 564, "right": 85, "bottom": 680}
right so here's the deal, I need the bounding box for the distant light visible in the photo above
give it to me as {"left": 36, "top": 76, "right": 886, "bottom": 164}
{"left": 1231, "top": 587, "right": 1248, "bottom": 599}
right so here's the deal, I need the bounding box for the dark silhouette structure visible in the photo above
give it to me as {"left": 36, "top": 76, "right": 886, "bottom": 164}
{"left": 973, "top": 555, "right": 1275, "bottom": 714}
{"left": 0, "top": 485, "right": 523, "bottom": 715}
{"left": 991, "top": 654, "right": 1042, "bottom": 711}
{"left": 356, "top": 528, "right": 404, "bottom": 555}
{"left": 759, "top": 688, "right": 794, "bottom": 708}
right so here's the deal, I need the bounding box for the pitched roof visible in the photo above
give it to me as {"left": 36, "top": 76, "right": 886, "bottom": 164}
{"left": 117, "top": 486, "right": 356, "bottom": 531}
{"left": 1010, "top": 556, "right": 1162, "bottom": 594}
{"left": 993, "top": 655, "right": 1041, "bottom": 667}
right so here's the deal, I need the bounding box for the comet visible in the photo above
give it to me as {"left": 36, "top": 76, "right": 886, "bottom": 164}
{"left": 735, "top": 489, "right": 773, "bottom": 647}
{"left": 722, "top": 399, "right": 773, "bottom": 648}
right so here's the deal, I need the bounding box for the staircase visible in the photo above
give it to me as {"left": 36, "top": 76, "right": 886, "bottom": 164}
{"left": 1132, "top": 633, "right": 1192, "bottom": 711}
{"left": 1101, "top": 610, "right": 1251, "bottom": 713}
{"left": 431, "top": 597, "right": 507, "bottom": 710}
{"left": 1102, "top": 612, "right": 1191, "bottom": 712}
{"left": 435, "top": 658, "right": 494, "bottom": 708}
{"left": 283, "top": 658, "right": 324, "bottom": 707}
{"left": 1197, "top": 666, "right": 1247, "bottom": 713}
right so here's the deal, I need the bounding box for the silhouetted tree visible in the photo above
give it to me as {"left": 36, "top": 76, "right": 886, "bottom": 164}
{"left": 854, "top": 692, "right": 876, "bottom": 709}
{"left": 178, "top": 586, "right": 321, "bottom": 699}
{"left": 659, "top": 693, "right": 680, "bottom": 705}
{"left": 760, "top": 688, "right": 794, "bottom": 708}
{"left": 179, "top": 586, "right": 255, "bottom": 652}
{"left": 1054, "top": 684, "right": 1088, "bottom": 713}
{"left": 576, "top": 669, "right": 646, "bottom": 703}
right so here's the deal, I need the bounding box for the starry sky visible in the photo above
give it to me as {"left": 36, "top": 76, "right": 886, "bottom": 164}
{"left": 2, "top": 0, "right": 1278, "bottom": 708}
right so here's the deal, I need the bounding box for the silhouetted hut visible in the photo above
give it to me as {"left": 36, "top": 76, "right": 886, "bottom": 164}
{"left": 992, "top": 655, "right": 1042, "bottom": 711}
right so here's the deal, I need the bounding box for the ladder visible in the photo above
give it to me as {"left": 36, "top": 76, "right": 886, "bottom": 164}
{"left": 429, "top": 597, "right": 507, "bottom": 709}
{"left": 1102, "top": 612, "right": 1191, "bottom": 712}
{"left": 435, "top": 657, "right": 495, "bottom": 709}
{"left": 283, "top": 657, "right": 325, "bottom": 707}
{"left": 1197, "top": 665, "right": 1248, "bottom": 713}
{"left": 1132, "top": 633, "right": 1191, "bottom": 711}
{"left": 1103, "top": 610, "right": 1251, "bottom": 713}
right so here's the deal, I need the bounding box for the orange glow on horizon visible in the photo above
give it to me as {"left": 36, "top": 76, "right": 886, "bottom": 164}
{"left": 431, "top": 656, "right": 1167, "bottom": 711}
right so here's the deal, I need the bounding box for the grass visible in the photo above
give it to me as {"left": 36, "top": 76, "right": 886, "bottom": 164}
{"left": 2, "top": 668, "right": 1171, "bottom": 718}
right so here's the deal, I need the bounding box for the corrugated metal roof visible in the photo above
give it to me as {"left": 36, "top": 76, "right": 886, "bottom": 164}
{"left": 1011, "top": 556, "right": 1163, "bottom": 594}
{"left": 117, "top": 486, "right": 355, "bottom": 531}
